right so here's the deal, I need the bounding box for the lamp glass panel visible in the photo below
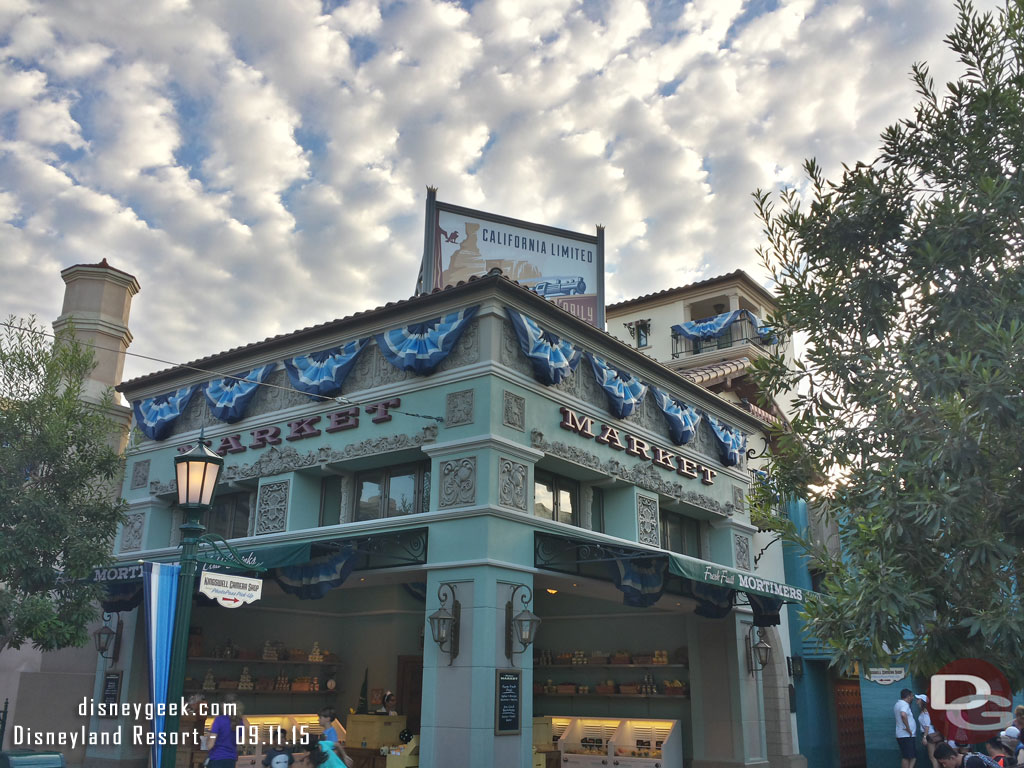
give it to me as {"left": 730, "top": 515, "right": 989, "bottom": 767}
{"left": 199, "top": 461, "right": 219, "bottom": 505}
{"left": 175, "top": 461, "right": 190, "bottom": 505}
{"left": 429, "top": 608, "right": 451, "bottom": 645}
{"left": 94, "top": 625, "right": 114, "bottom": 653}
{"left": 755, "top": 640, "right": 771, "bottom": 667}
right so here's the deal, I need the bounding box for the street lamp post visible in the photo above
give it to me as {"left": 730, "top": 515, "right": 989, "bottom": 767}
{"left": 160, "top": 441, "right": 224, "bottom": 768}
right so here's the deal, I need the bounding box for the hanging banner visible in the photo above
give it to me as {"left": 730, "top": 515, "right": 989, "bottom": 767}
{"left": 418, "top": 191, "right": 605, "bottom": 328}
{"left": 199, "top": 571, "right": 263, "bottom": 608}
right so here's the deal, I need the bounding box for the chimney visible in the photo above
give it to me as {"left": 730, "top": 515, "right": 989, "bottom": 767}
{"left": 53, "top": 259, "right": 140, "bottom": 425}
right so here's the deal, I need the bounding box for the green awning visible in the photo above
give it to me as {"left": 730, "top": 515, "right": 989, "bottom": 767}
{"left": 667, "top": 552, "right": 805, "bottom": 603}
{"left": 198, "top": 541, "right": 312, "bottom": 573}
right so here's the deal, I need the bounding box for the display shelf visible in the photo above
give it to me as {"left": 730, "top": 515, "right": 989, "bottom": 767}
{"left": 187, "top": 657, "right": 337, "bottom": 666}
{"left": 184, "top": 688, "right": 333, "bottom": 696}
{"left": 535, "top": 665, "right": 688, "bottom": 671}
{"left": 535, "top": 693, "right": 689, "bottom": 700}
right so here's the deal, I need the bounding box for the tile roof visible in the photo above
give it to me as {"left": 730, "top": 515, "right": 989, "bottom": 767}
{"left": 606, "top": 269, "right": 776, "bottom": 312}
{"left": 676, "top": 357, "right": 753, "bottom": 387}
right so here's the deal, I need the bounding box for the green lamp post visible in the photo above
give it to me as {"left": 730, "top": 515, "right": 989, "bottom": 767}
{"left": 161, "top": 440, "right": 224, "bottom": 768}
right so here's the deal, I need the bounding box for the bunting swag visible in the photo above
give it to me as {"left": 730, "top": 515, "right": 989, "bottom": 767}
{"left": 670, "top": 309, "right": 775, "bottom": 342}
{"left": 586, "top": 353, "right": 648, "bottom": 419}
{"left": 273, "top": 549, "right": 357, "bottom": 599}
{"left": 706, "top": 415, "right": 747, "bottom": 467}
{"left": 504, "top": 307, "right": 582, "bottom": 385}
{"left": 143, "top": 562, "right": 180, "bottom": 768}
{"left": 650, "top": 386, "right": 702, "bottom": 446}
{"left": 608, "top": 554, "right": 668, "bottom": 607}
{"left": 204, "top": 363, "right": 277, "bottom": 423}
{"left": 132, "top": 385, "right": 198, "bottom": 441}
{"left": 376, "top": 306, "right": 479, "bottom": 375}
{"left": 748, "top": 593, "right": 783, "bottom": 627}
{"left": 284, "top": 339, "right": 369, "bottom": 399}
{"left": 692, "top": 581, "right": 734, "bottom": 619}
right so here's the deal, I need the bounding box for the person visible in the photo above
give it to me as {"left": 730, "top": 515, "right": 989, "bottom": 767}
{"left": 895, "top": 688, "right": 918, "bottom": 768}
{"left": 310, "top": 736, "right": 353, "bottom": 768}
{"left": 984, "top": 737, "right": 1014, "bottom": 767}
{"left": 918, "top": 694, "right": 941, "bottom": 768}
{"left": 206, "top": 693, "right": 244, "bottom": 768}
{"left": 317, "top": 707, "right": 352, "bottom": 764}
{"left": 935, "top": 741, "right": 1003, "bottom": 768}
{"left": 1002, "top": 726, "right": 1021, "bottom": 753}
{"left": 376, "top": 691, "right": 398, "bottom": 716}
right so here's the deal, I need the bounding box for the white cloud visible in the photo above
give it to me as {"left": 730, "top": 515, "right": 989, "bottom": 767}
{"left": 0, "top": 0, "right": 1000, "bottom": 381}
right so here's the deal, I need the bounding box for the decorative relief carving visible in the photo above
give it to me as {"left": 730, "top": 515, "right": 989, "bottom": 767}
{"left": 246, "top": 368, "right": 309, "bottom": 417}
{"left": 436, "top": 320, "right": 480, "bottom": 372}
{"left": 170, "top": 510, "right": 182, "bottom": 547}
{"left": 439, "top": 457, "right": 476, "bottom": 508}
{"left": 735, "top": 534, "right": 751, "bottom": 571}
{"left": 531, "top": 430, "right": 733, "bottom": 517}
{"left": 130, "top": 460, "right": 151, "bottom": 490}
{"left": 345, "top": 344, "right": 415, "bottom": 392}
{"left": 732, "top": 486, "right": 746, "bottom": 515}
{"left": 120, "top": 512, "right": 145, "bottom": 552}
{"left": 498, "top": 458, "right": 527, "bottom": 511}
{"left": 502, "top": 391, "right": 526, "bottom": 431}
{"left": 224, "top": 445, "right": 318, "bottom": 481}
{"left": 637, "top": 495, "right": 660, "bottom": 547}
{"left": 338, "top": 475, "right": 354, "bottom": 524}
{"left": 172, "top": 391, "right": 210, "bottom": 435}
{"left": 256, "top": 480, "right": 290, "bottom": 535}
{"left": 499, "top": 320, "right": 534, "bottom": 377}
{"left": 445, "top": 389, "right": 475, "bottom": 427}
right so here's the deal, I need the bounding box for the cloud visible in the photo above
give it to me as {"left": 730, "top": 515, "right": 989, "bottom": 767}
{"left": 0, "top": 0, "right": 997, "bottom": 383}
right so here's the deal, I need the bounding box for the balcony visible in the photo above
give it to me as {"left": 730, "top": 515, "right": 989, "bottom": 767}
{"left": 670, "top": 316, "right": 776, "bottom": 364}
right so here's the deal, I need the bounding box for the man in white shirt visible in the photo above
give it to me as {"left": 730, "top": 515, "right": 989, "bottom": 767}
{"left": 895, "top": 688, "right": 918, "bottom": 768}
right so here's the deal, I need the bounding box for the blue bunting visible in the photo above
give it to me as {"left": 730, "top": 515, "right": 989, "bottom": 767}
{"left": 586, "top": 353, "right": 648, "bottom": 419}
{"left": 274, "top": 549, "right": 356, "bottom": 600}
{"left": 377, "top": 306, "right": 479, "bottom": 375}
{"left": 204, "top": 363, "right": 277, "bottom": 423}
{"left": 608, "top": 555, "right": 668, "bottom": 608}
{"left": 504, "top": 307, "right": 582, "bottom": 385}
{"left": 284, "top": 339, "right": 369, "bottom": 399}
{"left": 132, "top": 385, "right": 198, "bottom": 441}
{"left": 650, "top": 386, "right": 702, "bottom": 446}
{"left": 671, "top": 309, "right": 775, "bottom": 342}
{"left": 706, "top": 414, "right": 748, "bottom": 466}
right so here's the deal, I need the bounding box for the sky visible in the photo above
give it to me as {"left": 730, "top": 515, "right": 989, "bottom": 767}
{"left": 0, "top": 0, "right": 996, "bottom": 383}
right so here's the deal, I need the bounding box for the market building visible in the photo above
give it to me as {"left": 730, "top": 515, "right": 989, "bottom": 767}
{"left": 84, "top": 267, "right": 809, "bottom": 768}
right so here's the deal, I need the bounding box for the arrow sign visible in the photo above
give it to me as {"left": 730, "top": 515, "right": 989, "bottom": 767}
{"left": 199, "top": 570, "right": 263, "bottom": 609}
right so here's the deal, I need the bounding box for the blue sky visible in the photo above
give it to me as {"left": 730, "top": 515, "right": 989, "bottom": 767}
{"left": 0, "top": 0, "right": 995, "bottom": 382}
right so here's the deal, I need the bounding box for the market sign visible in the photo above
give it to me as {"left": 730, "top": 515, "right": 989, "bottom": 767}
{"left": 668, "top": 552, "right": 805, "bottom": 603}
{"left": 419, "top": 192, "right": 605, "bottom": 328}
{"left": 199, "top": 571, "right": 263, "bottom": 608}
{"left": 866, "top": 667, "right": 907, "bottom": 686}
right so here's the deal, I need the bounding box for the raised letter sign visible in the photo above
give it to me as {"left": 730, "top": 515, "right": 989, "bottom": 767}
{"left": 249, "top": 426, "right": 282, "bottom": 449}
{"left": 287, "top": 416, "right": 322, "bottom": 441}
{"left": 559, "top": 407, "right": 595, "bottom": 438}
{"left": 366, "top": 398, "right": 401, "bottom": 424}
{"left": 326, "top": 407, "right": 360, "bottom": 432}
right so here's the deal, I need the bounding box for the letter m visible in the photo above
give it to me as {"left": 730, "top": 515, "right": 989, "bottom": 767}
{"left": 559, "top": 407, "right": 595, "bottom": 438}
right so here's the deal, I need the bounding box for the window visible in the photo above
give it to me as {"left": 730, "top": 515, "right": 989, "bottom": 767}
{"left": 590, "top": 487, "right": 605, "bottom": 533}
{"left": 636, "top": 320, "right": 650, "bottom": 348}
{"left": 201, "top": 491, "right": 251, "bottom": 539}
{"left": 534, "top": 470, "right": 578, "bottom": 526}
{"left": 320, "top": 476, "right": 342, "bottom": 526}
{"left": 354, "top": 463, "right": 431, "bottom": 521}
{"left": 660, "top": 511, "right": 700, "bottom": 557}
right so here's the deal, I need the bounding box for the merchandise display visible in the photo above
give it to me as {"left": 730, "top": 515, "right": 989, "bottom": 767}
{"left": 558, "top": 718, "right": 681, "bottom": 768}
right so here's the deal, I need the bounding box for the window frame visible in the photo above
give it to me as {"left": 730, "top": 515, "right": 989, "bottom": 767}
{"left": 201, "top": 490, "right": 252, "bottom": 540}
{"left": 353, "top": 462, "right": 431, "bottom": 521}
{"left": 533, "top": 469, "right": 580, "bottom": 526}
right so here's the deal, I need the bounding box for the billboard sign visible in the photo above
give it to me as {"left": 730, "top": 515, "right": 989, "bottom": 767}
{"left": 419, "top": 191, "right": 605, "bottom": 328}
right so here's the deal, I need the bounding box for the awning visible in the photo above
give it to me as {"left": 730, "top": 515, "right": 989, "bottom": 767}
{"left": 667, "top": 551, "right": 805, "bottom": 603}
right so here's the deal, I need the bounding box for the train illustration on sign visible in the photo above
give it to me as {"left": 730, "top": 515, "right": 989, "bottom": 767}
{"left": 530, "top": 276, "right": 587, "bottom": 297}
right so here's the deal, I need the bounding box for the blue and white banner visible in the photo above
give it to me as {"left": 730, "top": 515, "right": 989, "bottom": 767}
{"left": 706, "top": 414, "right": 747, "bottom": 467}
{"left": 505, "top": 307, "right": 582, "bottom": 385}
{"left": 650, "top": 386, "right": 702, "bottom": 446}
{"left": 586, "top": 353, "right": 648, "bottom": 420}
{"left": 274, "top": 549, "right": 357, "bottom": 600}
{"left": 284, "top": 339, "right": 369, "bottom": 399}
{"left": 671, "top": 309, "right": 775, "bottom": 342}
{"left": 204, "top": 363, "right": 277, "bottom": 423}
{"left": 143, "top": 562, "right": 180, "bottom": 768}
{"left": 377, "top": 306, "right": 479, "bottom": 375}
{"left": 608, "top": 554, "right": 667, "bottom": 608}
{"left": 132, "top": 385, "right": 198, "bottom": 441}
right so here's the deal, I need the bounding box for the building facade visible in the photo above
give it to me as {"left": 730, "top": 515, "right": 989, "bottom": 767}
{"left": 84, "top": 272, "right": 807, "bottom": 768}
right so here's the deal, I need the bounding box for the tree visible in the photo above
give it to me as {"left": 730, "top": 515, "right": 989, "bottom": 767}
{"left": 0, "top": 316, "right": 126, "bottom": 654}
{"left": 750, "top": 0, "right": 1024, "bottom": 685}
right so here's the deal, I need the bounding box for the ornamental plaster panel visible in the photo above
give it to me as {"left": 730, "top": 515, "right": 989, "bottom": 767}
{"left": 734, "top": 533, "right": 751, "bottom": 571}
{"left": 246, "top": 368, "right": 309, "bottom": 417}
{"left": 439, "top": 457, "right": 476, "bottom": 508}
{"left": 445, "top": 389, "right": 475, "bottom": 427}
{"left": 436, "top": 319, "right": 480, "bottom": 372}
{"left": 637, "top": 495, "right": 660, "bottom": 547}
{"left": 130, "top": 459, "right": 150, "bottom": 490}
{"left": 502, "top": 391, "right": 526, "bottom": 432}
{"left": 256, "top": 480, "right": 290, "bottom": 534}
{"left": 498, "top": 458, "right": 528, "bottom": 511}
{"left": 499, "top": 320, "right": 534, "bottom": 377}
{"left": 120, "top": 512, "right": 145, "bottom": 552}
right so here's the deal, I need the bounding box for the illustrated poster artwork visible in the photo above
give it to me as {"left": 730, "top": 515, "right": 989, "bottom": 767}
{"left": 433, "top": 209, "right": 601, "bottom": 327}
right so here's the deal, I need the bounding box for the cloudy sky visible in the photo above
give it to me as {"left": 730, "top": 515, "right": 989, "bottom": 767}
{"left": 0, "top": 0, "right": 992, "bottom": 381}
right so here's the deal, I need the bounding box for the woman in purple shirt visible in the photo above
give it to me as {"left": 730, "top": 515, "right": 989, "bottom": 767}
{"left": 206, "top": 694, "right": 244, "bottom": 768}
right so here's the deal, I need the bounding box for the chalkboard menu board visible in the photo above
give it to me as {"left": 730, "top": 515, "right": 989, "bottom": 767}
{"left": 102, "top": 671, "right": 121, "bottom": 712}
{"left": 494, "top": 669, "right": 521, "bottom": 735}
